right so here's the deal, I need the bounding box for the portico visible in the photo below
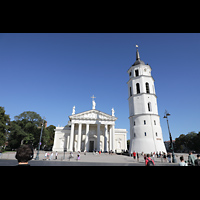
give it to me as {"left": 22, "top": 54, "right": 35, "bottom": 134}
{"left": 68, "top": 109, "right": 116, "bottom": 152}
{"left": 52, "top": 98, "right": 127, "bottom": 153}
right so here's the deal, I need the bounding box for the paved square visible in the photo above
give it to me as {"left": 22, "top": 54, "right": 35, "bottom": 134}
{"left": 0, "top": 151, "right": 180, "bottom": 166}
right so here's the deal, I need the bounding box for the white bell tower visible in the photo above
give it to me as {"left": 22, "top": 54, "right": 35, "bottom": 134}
{"left": 127, "top": 46, "right": 166, "bottom": 154}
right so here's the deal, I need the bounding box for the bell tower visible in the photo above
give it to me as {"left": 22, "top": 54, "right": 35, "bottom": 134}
{"left": 127, "top": 46, "right": 166, "bottom": 154}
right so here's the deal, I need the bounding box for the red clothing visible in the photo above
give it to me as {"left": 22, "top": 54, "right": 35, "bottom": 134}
{"left": 145, "top": 157, "right": 155, "bottom": 166}
{"left": 133, "top": 152, "right": 136, "bottom": 157}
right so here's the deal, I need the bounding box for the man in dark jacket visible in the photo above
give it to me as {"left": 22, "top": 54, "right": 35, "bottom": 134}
{"left": 194, "top": 154, "right": 200, "bottom": 166}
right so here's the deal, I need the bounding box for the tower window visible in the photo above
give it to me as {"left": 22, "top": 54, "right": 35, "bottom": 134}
{"left": 134, "top": 133, "right": 136, "bottom": 137}
{"left": 156, "top": 132, "right": 158, "bottom": 137}
{"left": 144, "top": 120, "right": 146, "bottom": 125}
{"left": 130, "top": 87, "right": 132, "bottom": 97}
{"left": 135, "top": 69, "right": 139, "bottom": 77}
{"left": 136, "top": 83, "right": 140, "bottom": 94}
{"left": 146, "top": 82, "right": 150, "bottom": 93}
{"left": 134, "top": 121, "right": 135, "bottom": 126}
{"left": 148, "top": 102, "right": 152, "bottom": 111}
{"left": 144, "top": 132, "right": 147, "bottom": 136}
{"left": 129, "top": 71, "right": 132, "bottom": 76}
{"left": 154, "top": 120, "right": 156, "bottom": 125}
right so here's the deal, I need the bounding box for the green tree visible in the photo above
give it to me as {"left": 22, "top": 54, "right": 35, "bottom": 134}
{"left": 8, "top": 111, "right": 44, "bottom": 149}
{"left": 175, "top": 131, "right": 199, "bottom": 152}
{"left": 0, "top": 107, "right": 10, "bottom": 148}
{"left": 43, "top": 125, "right": 56, "bottom": 150}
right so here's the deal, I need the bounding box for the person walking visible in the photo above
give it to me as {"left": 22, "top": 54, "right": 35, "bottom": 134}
{"left": 145, "top": 154, "right": 155, "bottom": 166}
{"left": 50, "top": 152, "right": 53, "bottom": 160}
{"left": 188, "top": 151, "right": 196, "bottom": 166}
{"left": 44, "top": 152, "right": 47, "bottom": 160}
{"left": 77, "top": 151, "right": 80, "bottom": 161}
{"left": 133, "top": 151, "right": 136, "bottom": 159}
{"left": 55, "top": 151, "right": 58, "bottom": 160}
{"left": 194, "top": 154, "right": 200, "bottom": 166}
{"left": 137, "top": 152, "right": 139, "bottom": 162}
{"left": 47, "top": 152, "right": 49, "bottom": 160}
{"left": 179, "top": 156, "right": 188, "bottom": 166}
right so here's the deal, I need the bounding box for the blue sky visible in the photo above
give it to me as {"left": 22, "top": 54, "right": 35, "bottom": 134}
{"left": 0, "top": 33, "right": 200, "bottom": 141}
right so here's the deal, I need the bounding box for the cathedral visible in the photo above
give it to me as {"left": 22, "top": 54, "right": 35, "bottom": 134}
{"left": 52, "top": 97, "right": 127, "bottom": 153}
{"left": 52, "top": 46, "right": 166, "bottom": 154}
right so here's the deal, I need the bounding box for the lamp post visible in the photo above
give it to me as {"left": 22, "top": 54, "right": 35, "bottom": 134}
{"left": 35, "top": 117, "right": 45, "bottom": 160}
{"left": 163, "top": 110, "right": 176, "bottom": 163}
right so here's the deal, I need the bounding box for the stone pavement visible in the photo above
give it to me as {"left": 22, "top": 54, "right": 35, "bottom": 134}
{"left": 0, "top": 151, "right": 184, "bottom": 166}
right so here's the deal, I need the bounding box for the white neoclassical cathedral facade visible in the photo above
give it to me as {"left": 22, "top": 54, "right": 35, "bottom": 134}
{"left": 127, "top": 47, "right": 166, "bottom": 154}
{"left": 52, "top": 98, "right": 127, "bottom": 153}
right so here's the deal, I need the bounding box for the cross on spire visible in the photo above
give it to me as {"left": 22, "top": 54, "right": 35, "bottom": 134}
{"left": 91, "top": 95, "right": 96, "bottom": 101}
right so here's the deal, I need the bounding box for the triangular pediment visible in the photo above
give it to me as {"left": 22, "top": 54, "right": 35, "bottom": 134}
{"left": 69, "top": 109, "right": 117, "bottom": 121}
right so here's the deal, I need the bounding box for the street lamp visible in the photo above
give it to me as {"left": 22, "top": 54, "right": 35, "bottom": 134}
{"left": 163, "top": 110, "right": 177, "bottom": 163}
{"left": 35, "top": 117, "right": 45, "bottom": 160}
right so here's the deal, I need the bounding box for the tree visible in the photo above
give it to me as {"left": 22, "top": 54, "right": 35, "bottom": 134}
{"left": 0, "top": 107, "right": 10, "bottom": 148}
{"left": 8, "top": 111, "right": 44, "bottom": 149}
{"left": 43, "top": 125, "right": 56, "bottom": 150}
{"left": 175, "top": 131, "right": 199, "bottom": 153}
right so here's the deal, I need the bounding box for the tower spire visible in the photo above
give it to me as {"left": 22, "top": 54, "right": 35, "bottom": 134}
{"left": 136, "top": 45, "right": 140, "bottom": 61}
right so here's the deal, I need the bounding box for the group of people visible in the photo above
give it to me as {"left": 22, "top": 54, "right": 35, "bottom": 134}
{"left": 132, "top": 151, "right": 156, "bottom": 166}
{"left": 179, "top": 152, "right": 200, "bottom": 166}
{"left": 44, "top": 151, "right": 58, "bottom": 160}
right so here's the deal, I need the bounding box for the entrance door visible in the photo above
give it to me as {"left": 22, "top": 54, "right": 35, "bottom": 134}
{"left": 89, "top": 141, "right": 94, "bottom": 152}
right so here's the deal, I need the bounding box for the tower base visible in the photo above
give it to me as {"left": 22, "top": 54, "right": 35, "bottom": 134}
{"left": 129, "top": 138, "right": 166, "bottom": 154}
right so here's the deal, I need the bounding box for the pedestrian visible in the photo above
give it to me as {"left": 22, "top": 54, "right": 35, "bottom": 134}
{"left": 179, "top": 156, "right": 188, "bottom": 166}
{"left": 188, "top": 151, "right": 196, "bottom": 166}
{"left": 44, "top": 152, "right": 47, "bottom": 160}
{"left": 145, "top": 154, "right": 155, "bottom": 166}
{"left": 194, "top": 154, "right": 200, "bottom": 166}
{"left": 50, "top": 152, "right": 53, "bottom": 160}
{"left": 47, "top": 152, "right": 49, "bottom": 160}
{"left": 144, "top": 154, "right": 147, "bottom": 161}
{"left": 152, "top": 152, "right": 155, "bottom": 162}
{"left": 55, "top": 151, "right": 58, "bottom": 160}
{"left": 163, "top": 152, "right": 167, "bottom": 162}
{"left": 167, "top": 153, "right": 171, "bottom": 163}
{"left": 133, "top": 151, "right": 136, "bottom": 159}
{"left": 137, "top": 152, "right": 139, "bottom": 162}
{"left": 77, "top": 151, "right": 80, "bottom": 161}
{"left": 15, "top": 145, "right": 33, "bottom": 166}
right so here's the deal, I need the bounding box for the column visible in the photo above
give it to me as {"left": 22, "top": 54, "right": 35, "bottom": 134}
{"left": 112, "top": 125, "right": 115, "bottom": 152}
{"left": 77, "top": 123, "right": 82, "bottom": 152}
{"left": 97, "top": 123, "right": 100, "bottom": 152}
{"left": 85, "top": 124, "right": 89, "bottom": 152}
{"left": 109, "top": 125, "right": 112, "bottom": 151}
{"left": 69, "top": 123, "right": 75, "bottom": 152}
{"left": 104, "top": 124, "right": 108, "bottom": 152}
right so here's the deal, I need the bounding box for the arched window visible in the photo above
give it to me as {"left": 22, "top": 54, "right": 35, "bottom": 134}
{"left": 130, "top": 87, "right": 132, "bottom": 97}
{"left": 146, "top": 82, "right": 150, "bottom": 93}
{"left": 148, "top": 102, "right": 152, "bottom": 111}
{"left": 135, "top": 69, "right": 139, "bottom": 77}
{"left": 136, "top": 83, "right": 140, "bottom": 94}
